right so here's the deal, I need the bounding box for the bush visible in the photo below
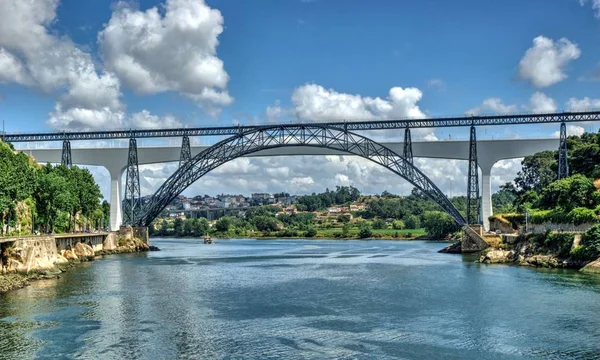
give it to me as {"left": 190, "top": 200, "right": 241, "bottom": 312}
{"left": 392, "top": 220, "right": 405, "bottom": 230}
{"left": 544, "top": 232, "right": 575, "bottom": 258}
{"left": 304, "top": 228, "right": 317, "bottom": 237}
{"left": 372, "top": 218, "right": 387, "bottom": 229}
{"left": 567, "top": 207, "right": 597, "bottom": 225}
{"left": 581, "top": 224, "right": 600, "bottom": 260}
{"left": 358, "top": 224, "right": 373, "bottom": 239}
{"left": 530, "top": 210, "right": 552, "bottom": 224}
{"left": 404, "top": 215, "right": 420, "bottom": 229}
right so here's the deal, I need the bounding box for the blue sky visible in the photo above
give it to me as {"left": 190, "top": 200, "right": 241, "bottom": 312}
{"left": 1, "top": 0, "right": 600, "bottom": 198}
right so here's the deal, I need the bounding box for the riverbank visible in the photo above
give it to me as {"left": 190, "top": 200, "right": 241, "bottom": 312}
{"left": 0, "top": 236, "right": 157, "bottom": 293}
{"left": 477, "top": 233, "right": 600, "bottom": 273}
{"left": 155, "top": 227, "right": 430, "bottom": 241}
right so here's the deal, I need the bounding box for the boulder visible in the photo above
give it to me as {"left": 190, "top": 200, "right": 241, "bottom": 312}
{"left": 74, "top": 243, "right": 95, "bottom": 259}
{"left": 63, "top": 249, "right": 78, "bottom": 260}
{"left": 54, "top": 255, "right": 69, "bottom": 265}
{"left": 580, "top": 258, "right": 600, "bottom": 274}
{"left": 5, "top": 258, "right": 24, "bottom": 273}
{"left": 480, "top": 250, "right": 514, "bottom": 264}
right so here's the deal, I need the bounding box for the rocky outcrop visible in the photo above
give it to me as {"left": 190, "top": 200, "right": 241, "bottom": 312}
{"left": 580, "top": 258, "right": 600, "bottom": 274}
{"left": 479, "top": 250, "right": 514, "bottom": 264}
{"left": 73, "top": 242, "right": 95, "bottom": 260}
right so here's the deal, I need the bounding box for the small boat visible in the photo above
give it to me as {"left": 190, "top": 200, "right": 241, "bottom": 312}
{"left": 203, "top": 235, "right": 213, "bottom": 244}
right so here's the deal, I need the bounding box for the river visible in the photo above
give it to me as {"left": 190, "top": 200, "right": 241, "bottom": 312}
{"left": 0, "top": 238, "right": 599, "bottom": 359}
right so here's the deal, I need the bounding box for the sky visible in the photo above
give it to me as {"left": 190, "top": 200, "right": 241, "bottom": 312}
{"left": 1, "top": 0, "right": 600, "bottom": 200}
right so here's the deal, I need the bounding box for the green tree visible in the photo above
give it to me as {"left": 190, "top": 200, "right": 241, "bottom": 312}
{"left": 174, "top": 217, "right": 185, "bottom": 236}
{"left": 422, "top": 211, "right": 459, "bottom": 239}
{"left": 215, "top": 216, "right": 232, "bottom": 232}
{"left": 538, "top": 174, "right": 600, "bottom": 212}
{"left": 514, "top": 151, "right": 557, "bottom": 194}
{"left": 404, "top": 215, "right": 420, "bottom": 229}
{"left": 372, "top": 218, "right": 387, "bottom": 229}
{"left": 392, "top": 220, "right": 405, "bottom": 230}
{"left": 304, "top": 227, "right": 317, "bottom": 237}
{"left": 358, "top": 223, "right": 373, "bottom": 238}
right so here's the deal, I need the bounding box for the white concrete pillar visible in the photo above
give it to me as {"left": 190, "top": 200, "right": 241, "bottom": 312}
{"left": 481, "top": 164, "right": 493, "bottom": 231}
{"left": 109, "top": 167, "right": 124, "bottom": 231}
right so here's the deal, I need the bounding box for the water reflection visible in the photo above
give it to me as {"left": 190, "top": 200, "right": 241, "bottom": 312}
{"left": 0, "top": 239, "right": 598, "bottom": 359}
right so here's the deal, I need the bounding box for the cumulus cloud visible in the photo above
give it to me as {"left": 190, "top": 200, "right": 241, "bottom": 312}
{"left": 291, "top": 84, "right": 426, "bottom": 122}
{"left": 566, "top": 97, "right": 600, "bottom": 111}
{"left": 552, "top": 125, "right": 585, "bottom": 138}
{"left": 529, "top": 92, "right": 557, "bottom": 113}
{"left": 580, "top": 0, "right": 600, "bottom": 17}
{"left": 466, "top": 98, "right": 517, "bottom": 115}
{"left": 98, "top": 0, "right": 232, "bottom": 114}
{"left": 518, "top": 36, "right": 580, "bottom": 88}
{"left": 0, "top": 0, "right": 125, "bottom": 130}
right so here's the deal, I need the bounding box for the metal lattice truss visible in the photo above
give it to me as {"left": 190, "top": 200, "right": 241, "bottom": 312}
{"left": 558, "top": 122, "right": 569, "bottom": 179}
{"left": 123, "top": 138, "right": 141, "bottom": 224}
{"left": 4, "top": 110, "right": 600, "bottom": 142}
{"left": 179, "top": 135, "right": 192, "bottom": 167}
{"left": 466, "top": 126, "right": 481, "bottom": 225}
{"left": 136, "top": 125, "right": 467, "bottom": 226}
{"left": 61, "top": 140, "right": 72, "bottom": 167}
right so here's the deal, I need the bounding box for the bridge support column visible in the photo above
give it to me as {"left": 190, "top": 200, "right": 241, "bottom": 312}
{"left": 108, "top": 169, "right": 123, "bottom": 231}
{"left": 61, "top": 140, "right": 72, "bottom": 167}
{"left": 109, "top": 167, "right": 124, "bottom": 231}
{"left": 558, "top": 122, "right": 569, "bottom": 179}
{"left": 481, "top": 164, "right": 493, "bottom": 231}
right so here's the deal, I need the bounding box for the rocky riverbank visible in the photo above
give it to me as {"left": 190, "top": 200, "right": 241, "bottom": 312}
{"left": 477, "top": 236, "right": 599, "bottom": 272}
{"left": 0, "top": 237, "right": 158, "bottom": 293}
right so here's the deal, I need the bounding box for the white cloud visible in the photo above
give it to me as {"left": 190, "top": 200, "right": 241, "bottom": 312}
{"left": 0, "top": 0, "right": 125, "bottom": 130}
{"left": 529, "top": 92, "right": 557, "bottom": 113}
{"left": 518, "top": 36, "right": 580, "bottom": 88}
{"left": 580, "top": 0, "right": 600, "bottom": 18}
{"left": 427, "top": 78, "right": 446, "bottom": 91}
{"left": 552, "top": 125, "right": 585, "bottom": 138}
{"left": 98, "top": 0, "right": 232, "bottom": 113}
{"left": 566, "top": 97, "right": 600, "bottom": 111}
{"left": 129, "top": 110, "right": 183, "bottom": 129}
{"left": 466, "top": 98, "right": 517, "bottom": 115}
{"left": 291, "top": 84, "right": 426, "bottom": 122}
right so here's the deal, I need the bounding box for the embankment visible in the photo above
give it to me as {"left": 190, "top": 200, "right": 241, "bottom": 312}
{"left": 477, "top": 232, "right": 600, "bottom": 273}
{"left": 0, "top": 226, "right": 156, "bottom": 293}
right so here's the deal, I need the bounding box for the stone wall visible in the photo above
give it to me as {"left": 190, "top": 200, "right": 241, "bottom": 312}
{"left": 3, "top": 236, "right": 58, "bottom": 272}
{"left": 489, "top": 218, "right": 516, "bottom": 234}
{"left": 529, "top": 222, "right": 593, "bottom": 234}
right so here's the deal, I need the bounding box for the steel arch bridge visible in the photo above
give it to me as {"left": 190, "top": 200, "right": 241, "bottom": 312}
{"left": 135, "top": 125, "right": 466, "bottom": 227}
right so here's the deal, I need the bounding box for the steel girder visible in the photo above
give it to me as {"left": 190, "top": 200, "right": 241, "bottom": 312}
{"left": 466, "top": 126, "right": 481, "bottom": 225}
{"left": 136, "top": 125, "right": 467, "bottom": 226}
{"left": 4, "top": 111, "right": 600, "bottom": 142}
{"left": 61, "top": 140, "right": 72, "bottom": 167}
{"left": 403, "top": 127, "right": 413, "bottom": 164}
{"left": 179, "top": 135, "right": 192, "bottom": 167}
{"left": 558, "top": 122, "right": 569, "bottom": 179}
{"left": 123, "top": 138, "right": 141, "bottom": 224}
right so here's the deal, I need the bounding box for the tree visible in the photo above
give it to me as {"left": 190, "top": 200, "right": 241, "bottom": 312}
{"left": 215, "top": 217, "right": 232, "bottom": 232}
{"left": 404, "top": 215, "right": 420, "bottom": 229}
{"left": 342, "top": 223, "right": 351, "bottom": 237}
{"left": 422, "top": 211, "right": 459, "bottom": 239}
{"left": 392, "top": 220, "right": 405, "bottom": 230}
{"left": 358, "top": 223, "right": 373, "bottom": 238}
{"left": 372, "top": 218, "right": 387, "bottom": 229}
{"left": 304, "top": 227, "right": 317, "bottom": 237}
{"left": 514, "top": 151, "right": 557, "bottom": 194}
{"left": 174, "top": 217, "right": 185, "bottom": 236}
{"left": 538, "top": 174, "right": 600, "bottom": 212}
{"left": 191, "top": 218, "right": 209, "bottom": 237}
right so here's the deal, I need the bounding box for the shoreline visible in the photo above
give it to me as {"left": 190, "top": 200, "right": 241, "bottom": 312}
{"left": 0, "top": 242, "right": 159, "bottom": 294}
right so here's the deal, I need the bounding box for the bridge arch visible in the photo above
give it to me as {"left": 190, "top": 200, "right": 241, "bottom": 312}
{"left": 136, "top": 125, "right": 466, "bottom": 226}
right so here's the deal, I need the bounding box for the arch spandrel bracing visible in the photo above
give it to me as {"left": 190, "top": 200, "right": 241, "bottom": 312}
{"left": 136, "top": 125, "right": 466, "bottom": 227}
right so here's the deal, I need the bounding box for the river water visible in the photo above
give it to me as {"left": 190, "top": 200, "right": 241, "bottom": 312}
{"left": 0, "top": 239, "right": 599, "bottom": 359}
